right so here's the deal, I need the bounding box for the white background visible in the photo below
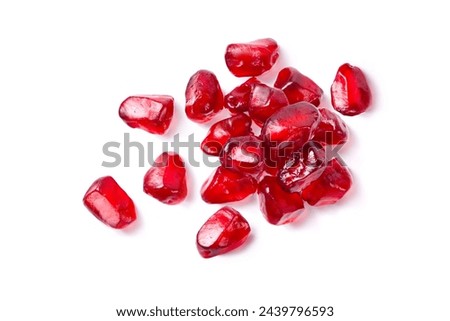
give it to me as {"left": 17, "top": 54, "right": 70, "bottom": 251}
{"left": 1, "top": 1, "right": 449, "bottom": 320}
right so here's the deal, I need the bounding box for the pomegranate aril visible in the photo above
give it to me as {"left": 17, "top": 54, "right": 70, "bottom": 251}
{"left": 201, "top": 166, "right": 257, "bottom": 204}
{"left": 248, "top": 83, "right": 289, "bottom": 127}
{"left": 220, "top": 135, "right": 264, "bottom": 175}
{"left": 119, "top": 95, "right": 174, "bottom": 135}
{"left": 83, "top": 176, "right": 136, "bottom": 229}
{"left": 185, "top": 70, "right": 224, "bottom": 123}
{"left": 201, "top": 114, "right": 253, "bottom": 156}
{"left": 331, "top": 63, "right": 372, "bottom": 116}
{"left": 197, "top": 206, "right": 251, "bottom": 258}
{"left": 262, "top": 102, "right": 320, "bottom": 151}
{"left": 143, "top": 152, "right": 187, "bottom": 205}
{"left": 262, "top": 102, "right": 320, "bottom": 170}
{"left": 312, "top": 108, "right": 349, "bottom": 146}
{"left": 224, "top": 77, "right": 260, "bottom": 115}
{"left": 274, "top": 67, "right": 323, "bottom": 106}
{"left": 258, "top": 176, "right": 305, "bottom": 225}
{"left": 225, "top": 38, "right": 279, "bottom": 77}
{"left": 278, "top": 141, "right": 326, "bottom": 192}
{"left": 302, "top": 158, "right": 352, "bottom": 206}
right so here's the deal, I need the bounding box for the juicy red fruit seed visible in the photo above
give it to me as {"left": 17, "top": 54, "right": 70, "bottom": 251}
{"left": 201, "top": 114, "right": 252, "bottom": 156}
{"left": 224, "top": 77, "right": 260, "bottom": 114}
{"left": 119, "top": 95, "right": 174, "bottom": 135}
{"left": 83, "top": 176, "right": 137, "bottom": 229}
{"left": 220, "top": 135, "right": 264, "bottom": 175}
{"left": 302, "top": 158, "right": 352, "bottom": 206}
{"left": 258, "top": 176, "right": 305, "bottom": 225}
{"left": 185, "top": 70, "right": 224, "bottom": 123}
{"left": 197, "top": 206, "right": 251, "bottom": 258}
{"left": 331, "top": 63, "right": 372, "bottom": 116}
{"left": 278, "top": 141, "right": 327, "bottom": 192}
{"left": 225, "top": 38, "right": 279, "bottom": 77}
{"left": 262, "top": 102, "right": 321, "bottom": 170}
{"left": 312, "top": 108, "right": 349, "bottom": 146}
{"left": 262, "top": 102, "right": 321, "bottom": 151}
{"left": 248, "top": 83, "right": 289, "bottom": 127}
{"left": 274, "top": 67, "right": 323, "bottom": 106}
{"left": 201, "top": 166, "right": 257, "bottom": 204}
{"left": 143, "top": 152, "right": 187, "bottom": 205}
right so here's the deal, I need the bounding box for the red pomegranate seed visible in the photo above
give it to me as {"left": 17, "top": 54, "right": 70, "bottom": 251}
{"left": 262, "top": 102, "right": 320, "bottom": 170}
{"left": 201, "top": 166, "right": 257, "bottom": 204}
{"left": 196, "top": 206, "right": 251, "bottom": 258}
{"left": 258, "top": 176, "right": 305, "bottom": 225}
{"left": 302, "top": 158, "right": 352, "bottom": 206}
{"left": 224, "top": 77, "right": 260, "bottom": 114}
{"left": 278, "top": 141, "right": 326, "bottom": 192}
{"left": 312, "top": 107, "right": 349, "bottom": 146}
{"left": 201, "top": 114, "right": 253, "bottom": 156}
{"left": 143, "top": 152, "right": 187, "bottom": 205}
{"left": 185, "top": 70, "right": 224, "bottom": 123}
{"left": 83, "top": 176, "right": 136, "bottom": 229}
{"left": 119, "top": 95, "right": 174, "bottom": 135}
{"left": 225, "top": 38, "right": 279, "bottom": 77}
{"left": 248, "top": 83, "right": 289, "bottom": 127}
{"left": 220, "top": 135, "right": 264, "bottom": 175}
{"left": 331, "top": 63, "right": 372, "bottom": 116}
{"left": 274, "top": 67, "right": 323, "bottom": 106}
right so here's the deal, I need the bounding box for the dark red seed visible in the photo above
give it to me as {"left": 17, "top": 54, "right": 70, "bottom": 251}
{"left": 312, "top": 108, "right": 349, "bottom": 146}
{"left": 201, "top": 166, "right": 257, "bottom": 204}
{"left": 248, "top": 83, "right": 289, "bottom": 127}
{"left": 196, "top": 206, "right": 251, "bottom": 258}
{"left": 224, "top": 77, "right": 260, "bottom": 115}
{"left": 143, "top": 152, "right": 187, "bottom": 205}
{"left": 220, "top": 135, "right": 264, "bottom": 175}
{"left": 331, "top": 63, "right": 372, "bottom": 116}
{"left": 258, "top": 176, "right": 305, "bottom": 225}
{"left": 185, "top": 70, "right": 224, "bottom": 123}
{"left": 119, "top": 95, "right": 174, "bottom": 135}
{"left": 274, "top": 67, "right": 323, "bottom": 106}
{"left": 225, "top": 38, "right": 279, "bottom": 77}
{"left": 201, "top": 114, "right": 253, "bottom": 156}
{"left": 278, "top": 142, "right": 326, "bottom": 192}
{"left": 302, "top": 158, "right": 352, "bottom": 206}
{"left": 83, "top": 176, "right": 137, "bottom": 229}
{"left": 261, "top": 102, "right": 321, "bottom": 170}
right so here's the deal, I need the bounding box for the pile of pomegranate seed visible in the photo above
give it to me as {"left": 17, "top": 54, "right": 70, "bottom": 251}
{"left": 83, "top": 38, "right": 372, "bottom": 258}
